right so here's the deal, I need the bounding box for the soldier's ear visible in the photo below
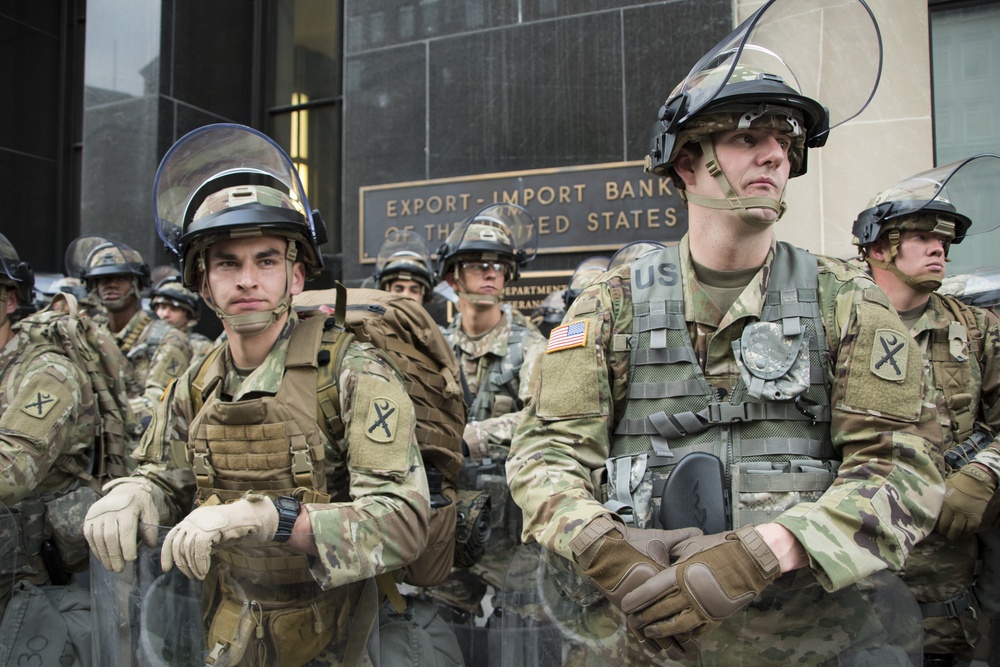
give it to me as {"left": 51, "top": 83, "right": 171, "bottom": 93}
{"left": 673, "top": 146, "right": 699, "bottom": 188}
{"left": 3, "top": 289, "right": 18, "bottom": 315}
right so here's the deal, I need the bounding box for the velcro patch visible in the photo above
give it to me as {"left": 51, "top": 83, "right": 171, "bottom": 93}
{"left": 870, "top": 329, "right": 908, "bottom": 381}
{"left": 365, "top": 397, "right": 399, "bottom": 443}
{"left": 547, "top": 320, "right": 589, "bottom": 353}
{"left": 21, "top": 391, "right": 58, "bottom": 419}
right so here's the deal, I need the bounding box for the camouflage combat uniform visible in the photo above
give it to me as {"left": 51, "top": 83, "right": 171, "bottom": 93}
{"left": 507, "top": 237, "right": 945, "bottom": 664}
{"left": 432, "top": 304, "right": 545, "bottom": 615}
{"left": 116, "top": 308, "right": 192, "bottom": 424}
{"left": 185, "top": 329, "right": 216, "bottom": 366}
{"left": 0, "top": 324, "right": 99, "bottom": 666}
{"left": 132, "top": 312, "right": 430, "bottom": 665}
{"left": 902, "top": 291, "right": 1000, "bottom": 659}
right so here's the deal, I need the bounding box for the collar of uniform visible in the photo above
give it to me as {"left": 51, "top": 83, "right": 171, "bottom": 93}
{"left": 679, "top": 234, "right": 775, "bottom": 329}
{"left": 453, "top": 305, "right": 513, "bottom": 360}
{"left": 220, "top": 311, "right": 298, "bottom": 400}
{"left": 908, "top": 292, "right": 956, "bottom": 339}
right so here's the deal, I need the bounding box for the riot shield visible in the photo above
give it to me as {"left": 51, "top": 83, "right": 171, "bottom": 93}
{"left": 501, "top": 543, "right": 921, "bottom": 667}
{"left": 91, "top": 525, "right": 380, "bottom": 667}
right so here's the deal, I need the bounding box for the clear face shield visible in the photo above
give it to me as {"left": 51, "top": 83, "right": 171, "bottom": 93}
{"left": 565, "top": 256, "right": 611, "bottom": 308}
{"left": 854, "top": 154, "right": 1000, "bottom": 290}
{"left": 658, "top": 0, "right": 882, "bottom": 146}
{"left": 65, "top": 235, "right": 146, "bottom": 309}
{"left": 440, "top": 203, "right": 538, "bottom": 306}
{"left": 375, "top": 230, "right": 435, "bottom": 301}
{"left": 153, "top": 124, "right": 324, "bottom": 336}
{"left": 0, "top": 232, "right": 32, "bottom": 308}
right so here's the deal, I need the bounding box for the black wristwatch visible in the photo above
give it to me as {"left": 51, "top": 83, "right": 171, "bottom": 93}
{"left": 273, "top": 496, "right": 301, "bottom": 543}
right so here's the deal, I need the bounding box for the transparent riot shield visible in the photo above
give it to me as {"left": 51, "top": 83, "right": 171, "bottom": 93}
{"left": 502, "top": 543, "right": 921, "bottom": 667}
{"left": 91, "top": 525, "right": 380, "bottom": 666}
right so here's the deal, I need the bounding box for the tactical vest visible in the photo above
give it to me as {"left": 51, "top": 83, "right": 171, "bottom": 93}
{"left": 609, "top": 243, "right": 838, "bottom": 530}
{"left": 123, "top": 314, "right": 174, "bottom": 363}
{"left": 926, "top": 294, "right": 984, "bottom": 448}
{"left": 453, "top": 309, "right": 530, "bottom": 423}
{"left": 186, "top": 316, "right": 353, "bottom": 666}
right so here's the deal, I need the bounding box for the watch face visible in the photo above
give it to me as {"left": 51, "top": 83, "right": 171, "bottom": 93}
{"left": 276, "top": 496, "right": 300, "bottom": 512}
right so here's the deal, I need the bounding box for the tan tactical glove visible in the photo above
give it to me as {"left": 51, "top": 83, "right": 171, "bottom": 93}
{"left": 937, "top": 464, "right": 997, "bottom": 541}
{"left": 162, "top": 494, "right": 280, "bottom": 580}
{"left": 84, "top": 477, "right": 168, "bottom": 573}
{"left": 619, "top": 526, "right": 781, "bottom": 661}
{"left": 571, "top": 515, "right": 702, "bottom": 654}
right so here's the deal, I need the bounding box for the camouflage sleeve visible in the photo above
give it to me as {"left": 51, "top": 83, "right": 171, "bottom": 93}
{"left": 0, "top": 352, "right": 96, "bottom": 505}
{"left": 130, "top": 368, "right": 197, "bottom": 523}
{"left": 306, "top": 342, "right": 431, "bottom": 589}
{"left": 133, "top": 328, "right": 193, "bottom": 422}
{"left": 464, "top": 327, "right": 548, "bottom": 459}
{"left": 506, "top": 268, "right": 633, "bottom": 560}
{"left": 774, "top": 261, "right": 946, "bottom": 591}
{"left": 972, "top": 307, "right": 1000, "bottom": 478}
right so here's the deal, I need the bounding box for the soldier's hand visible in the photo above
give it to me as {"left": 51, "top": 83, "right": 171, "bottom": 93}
{"left": 162, "top": 495, "right": 279, "bottom": 580}
{"left": 937, "top": 464, "right": 997, "bottom": 541}
{"left": 84, "top": 477, "right": 167, "bottom": 573}
{"left": 619, "top": 526, "right": 781, "bottom": 661}
{"left": 571, "top": 515, "right": 702, "bottom": 655}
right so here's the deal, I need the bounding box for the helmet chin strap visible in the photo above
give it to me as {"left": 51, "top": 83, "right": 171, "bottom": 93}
{"left": 867, "top": 229, "right": 944, "bottom": 293}
{"left": 680, "top": 136, "right": 787, "bottom": 228}
{"left": 454, "top": 275, "right": 503, "bottom": 307}
{"left": 99, "top": 278, "right": 142, "bottom": 312}
{"left": 199, "top": 240, "right": 299, "bottom": 337}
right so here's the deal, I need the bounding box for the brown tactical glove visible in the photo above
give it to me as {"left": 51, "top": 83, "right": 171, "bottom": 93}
{"left": 571, "top": 515, "right": 702, "bottom": 654}
{"left": 937, "top": 464, "right": 997, "bottom": 541}
{"left": 619, "top": 525, "right": 781, "bottom": 661}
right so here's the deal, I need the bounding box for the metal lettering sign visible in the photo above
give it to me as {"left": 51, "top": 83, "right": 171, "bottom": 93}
{"left": 359, "top": 161, "right": 687, "bottom": 263}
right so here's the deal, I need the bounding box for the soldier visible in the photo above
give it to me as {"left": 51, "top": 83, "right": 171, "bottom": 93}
{"left": 506, "top": 2, "right": 944, "bottom": 664}
{"left": 531, "top": 256, "right": 611, "bottom": 338}
{"left": 82, "top": 124, "right": 433, "bottom": 666}
{"left": 373, "top": 229, "right": 436, "bottom": 303}
{"left": 65, "top": 235, "right": 192, "bottom": 427}
{"left": 852, "top": 154, "right": 1000, "bottom": 665}
{"left": 430, "top": 204, "right": 547, "bottom": 634}
{"left": 150, "top": 273, "right": 216, "bottom": 364}
{"left": 0, "top": 233, "right": 97, "bottom": 666}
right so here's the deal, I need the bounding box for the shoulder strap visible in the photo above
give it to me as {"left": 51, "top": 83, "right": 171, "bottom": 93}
{"left": 190, "top": 344, "right": 227, "bottom": 416}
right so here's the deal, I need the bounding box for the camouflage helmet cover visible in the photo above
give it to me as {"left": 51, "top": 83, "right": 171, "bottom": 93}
{"left": 66, "top": 235, "right": 150, "bottom": 288}
{"left": 150, "top": 274, "right": 201, "bottom": 320}
{"left": 851, "top": 154, "right": 1000, "bottom": 253}
{"left": 437, "top": 203, "right": 538, "bottom": 281}
{"left": 0, "top": 232, "right": 34, "bottom": 304}
{"left": 645, "top": 0, "right": 883, "bottom": 180}
{"left": 608, "top": 241, "right": 666, "bottom": 271}
{"left": 373, "top": 229, "right": 435, "bottom": 299}
{"left": 153, "top": 124, "right": 325, "bottom": 289}
{"left": 565, "top": 255, "right": 610, "bottom": 308}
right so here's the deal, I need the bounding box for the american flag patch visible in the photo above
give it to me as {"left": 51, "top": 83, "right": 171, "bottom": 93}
{"left": 547, "top": 320, "right": 589, "bottom": 353}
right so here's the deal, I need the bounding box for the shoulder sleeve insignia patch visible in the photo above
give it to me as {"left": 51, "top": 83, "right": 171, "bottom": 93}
{"left": 365, "top": 397, "right": 398, "bottom": 443}
{"left": 871, "top": 329, "right": 908, "bottom": 381}
{"left": 547, "top": 319, "right": 589, "bottom": 354}
{"left": 21, "top": 391, "right": 59, "bottom": 419}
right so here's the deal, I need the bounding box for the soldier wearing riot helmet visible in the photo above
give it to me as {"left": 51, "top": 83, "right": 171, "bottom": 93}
{"left": 853, "top": 154, "right": 1000, "bottom": 663}
{"left": 0, "top": 232, "right": 98, "bottom": 665}
{"left": 507, "top": 2, "right": 943, "bottom": 664}
{"left": 430, "top": 203, "right": 547, "bottom": 628}
{"left": 150, "top": 274, "right": 215, "bottom": 364}
{"left": 373, "top": 229, "right": 436, "bottom": 302}
{"left": 66, "top": 235, "right": 192, "bottom": 427}
{"left": 81, "top": 124, "right": 443, "bottom": 666}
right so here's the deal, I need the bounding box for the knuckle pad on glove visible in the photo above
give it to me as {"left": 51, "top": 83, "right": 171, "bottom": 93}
{"left": 620, "top": 567, "right": 679, "bottom": 615}
{"left": 684, "top": 562, "right": 757, "bottom": 619}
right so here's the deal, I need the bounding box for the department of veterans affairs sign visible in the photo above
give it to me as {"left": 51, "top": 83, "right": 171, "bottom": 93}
{"left": 359, "top": 161, "right": 687, "bottom": 263}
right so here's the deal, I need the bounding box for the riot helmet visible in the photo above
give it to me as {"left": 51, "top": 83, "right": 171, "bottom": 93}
{"left": 153, "top": 124, "right": 327, "bottom": 335}
{"left": 373, "top": 230, "right": 435, "bottom": 302}
{"left": 939, "top": 268, "right": 1000, "bottom": 312}
{"left": 531, "top": 289, "right": 567, "bottom": 338}
{"left": 0, "top": 232, "right": 34, "bottom": 309}
{"left": 437, "top": 203, "right": 537, "bottom": 306}
{"left": 852, "top": 154, "right": 1000, "bottom": 292}
{"left": 150, "top": 274, "right": 201, "bottom": 325}
{"left": 608, "top": 241, "right": 666, "bottom": 272}
{"left": 645, "top": 0, "right": 882, "bottom": 227}
{"left": 65, "top": 235, "right": 150, "bottom": 310}
{"left": 564, "top": 256, "right": 610, "bottom": 309}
